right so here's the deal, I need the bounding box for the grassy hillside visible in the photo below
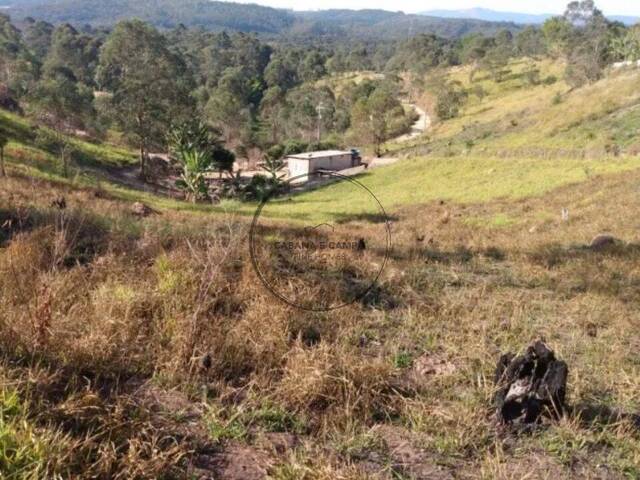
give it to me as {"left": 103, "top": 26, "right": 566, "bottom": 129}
{"left": 2, "top": 143, "right": 640, "bottom": 479}
{"left": 1, "top": 60, "right": 640, "bottom": 478}
{"left": 0, "top": 109, "right": 136, "bottom": 175}
{"left": 389, "top": 59, "right": 640, "bottom": 157}
{"left": 2, "top": 60, "right": 640, "bottom": 226}
{"left": 225, "top": 60, "right": 640, "bottom": 223}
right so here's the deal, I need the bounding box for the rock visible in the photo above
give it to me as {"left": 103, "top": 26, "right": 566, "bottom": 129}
{"left": 589, "top": 234, "right": 617, "bottom": 250}
{"left": 131, "top": 202, "right": 157, "bottom": 217}
{"left": 413, "top": 353, "right": 456, "bottom": 377}
{"left": 494, "top": 340, "right": 568, "bottom": 426}
{"left": 130, "top": 380, "right": 202, "bottom": 420}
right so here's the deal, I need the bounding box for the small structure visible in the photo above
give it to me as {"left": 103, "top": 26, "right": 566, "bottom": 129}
{"left": 286, "top": 149, "right": 361, "bottom": 182}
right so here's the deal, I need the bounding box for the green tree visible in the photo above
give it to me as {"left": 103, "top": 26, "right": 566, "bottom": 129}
{"left": 31, "top": 67, "right": 94, "bottom": 177}
{"left": 564, "top": 0, "right": 602, "bottom": 26}
{"left": 0, "top": 14, "right": 38, "bottom": 96}
{"left": 298, "top": 51, "right": 326, "bottom": 83}
{"left": 260, "top": 145, "right": 286, "bottom": 182}
{"left": 43, "top": 24, "right": 98, "bottom": 86}
{"left": 516, "top": 26, "right": 547, "bottom": 59}
{"left": 175, "top": 148, "right": 212, "bottom": 202}
{"left": 481, "top": 30, "right": 514, "bottom": 82}
{"left": 22, "top": 17, "right": 54, "bottom": 60}
{"left": 349, "top": 84, "right": 405, "bottom": 157}
{"left": 205, "top": 88, "right": 250, "bottom": 142}
{"left": 428, "top": 74, "right": 468, "bottom": 121}
{"left": 563, "top": 1, "right": 610, "bottom": 87}
{"left": 610, "top": 25, "right": 640, "bottom": 61}
{"left": 264, "top": 55, "right": 298, "bottom": 91}
{"left": 542, "top": 17, "right": 572, "bottom": 58}
{"left": 96, "top": 20, "right": 192, "bottom": 177}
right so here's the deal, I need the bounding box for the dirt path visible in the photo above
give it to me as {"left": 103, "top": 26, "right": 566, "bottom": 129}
{"left": 367, "top": 103, "right": 430, "bottom": 169}
{"left": 393, "top": 104, "right": 430, "bottom": 143}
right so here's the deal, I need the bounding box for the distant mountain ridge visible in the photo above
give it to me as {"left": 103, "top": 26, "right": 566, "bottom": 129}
{"left": 420, "top": 7, "right": 639, "bottom": 26}
{"left": 3, "top": 0, "right": 523, "bottom": 39}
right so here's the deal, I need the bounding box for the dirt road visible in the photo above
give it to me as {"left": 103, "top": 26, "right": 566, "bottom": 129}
{"left": 393, "top": 104, "right": 430, "bottom": 143}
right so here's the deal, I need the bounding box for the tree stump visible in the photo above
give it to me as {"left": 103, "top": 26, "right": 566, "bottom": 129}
{"left": 494, "top": 340, "right": 568, "bottom": 426}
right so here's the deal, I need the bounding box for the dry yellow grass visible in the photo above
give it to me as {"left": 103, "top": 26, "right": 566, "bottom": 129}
{"left": 2, "top": 58, "right": 640, "bottom": 479}
{"left": 1, "top": 158, "right": 640, "bottom": 477}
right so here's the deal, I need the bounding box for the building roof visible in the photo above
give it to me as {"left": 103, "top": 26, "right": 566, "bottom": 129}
{"left": 286, "top": 150, "right": 352, "bottom": 161}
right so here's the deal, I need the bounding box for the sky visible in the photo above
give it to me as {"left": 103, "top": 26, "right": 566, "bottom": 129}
{"left": 232, "top": 0, "right": 640, "bottom": 16}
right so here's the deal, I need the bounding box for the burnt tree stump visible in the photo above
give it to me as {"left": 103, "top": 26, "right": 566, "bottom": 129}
{"left": 494, "top": 340, "right": 568, "bottom": 425}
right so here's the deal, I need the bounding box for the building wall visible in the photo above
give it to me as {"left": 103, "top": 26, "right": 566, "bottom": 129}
{"left": 287, "top": 158, "right": 310, "bottom": 181}
{"left": 312, "top": 154, "right": 354, "bottom": 172}
{"left": 287, "top": 153, "right": 357, "bottom": 182}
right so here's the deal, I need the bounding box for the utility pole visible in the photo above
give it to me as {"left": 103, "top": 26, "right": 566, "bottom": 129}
{"left": 316, "top": 101, "right": 325, "bottom": 143}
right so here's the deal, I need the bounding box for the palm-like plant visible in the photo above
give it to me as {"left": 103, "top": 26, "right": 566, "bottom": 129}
{"left": 175, "top": 147, "right": 213, "bottom": 203}
{"left": 169, "top": 119, "right": 236, "bottom": 202}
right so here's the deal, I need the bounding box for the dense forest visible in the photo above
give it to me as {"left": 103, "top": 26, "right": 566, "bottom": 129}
{"left": 0, "top": 0, "right": 639, "bottom": 200}
{"left": 5, "top": 0, "right": 524, "bottom": 40}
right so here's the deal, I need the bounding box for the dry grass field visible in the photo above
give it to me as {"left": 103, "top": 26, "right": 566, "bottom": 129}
{"left": 1, "top": 60, "right": 640, "bottom": 479}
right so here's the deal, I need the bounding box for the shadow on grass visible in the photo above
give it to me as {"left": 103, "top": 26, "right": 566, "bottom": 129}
{"left": 388, "top": 245, "right": 477, "bottom": 264}
{"left": 528, "top": 242, "right": 640, "bottom": 268}
{"left": 0, "top": 203, "right": 115, "bottom": 267}
{"left": 571, "top": 402, "right": 640, "bottom": 430}
{"left": 334, "top": 212, "right": 399, "bottom": 224}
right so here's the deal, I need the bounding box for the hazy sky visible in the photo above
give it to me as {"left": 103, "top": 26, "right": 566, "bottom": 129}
{"left": 234, "top": 0, "right": 640, "bottom": 16}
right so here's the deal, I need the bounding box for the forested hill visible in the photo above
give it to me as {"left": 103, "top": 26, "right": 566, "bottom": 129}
{"left": 5, "top": 0, "right": 522, "bottom": 38}
{"left": 7, "top": 0, "right": 296, "bottom": 33}
{"left": 293, "top": 9, "right": 521, "bottom": 39}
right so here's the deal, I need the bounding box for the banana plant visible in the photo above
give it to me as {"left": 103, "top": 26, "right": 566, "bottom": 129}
{"left": 174, "top": 147, "right": 213, "bottom": 203}
{"left": 169, "top": 119, "right": 235, "bottom": 203}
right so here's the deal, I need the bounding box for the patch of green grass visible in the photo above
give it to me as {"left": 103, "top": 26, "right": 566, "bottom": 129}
{"left": 537, "top": 421, "right": 640, "bottom": 476}
{"left": 1, "top": 108, "right": 136, "bottom": 179}
{"left": 0, "top": 389, "right": 54, "bottom": 479}
{"left": 251, "top": 404, "right": 306, "bottom": 433}
{"left": 393, "top": 350, "right": 413, "bottom": 369}
{"left": 251, "top": 155, "right": 640, "bottom": 224}
{"left": 205, "top": 406, "right": 248, "bottom": 443}
{"left": 465, "top": 213, "right": 517, "bottom": 228}
{"left": 205, "top": 402, "right": 305, "bottom": 443}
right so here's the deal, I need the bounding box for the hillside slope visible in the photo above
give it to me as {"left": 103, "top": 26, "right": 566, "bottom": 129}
{"left": 2, "top": 60, "right": 639, "bottom": 224}
{"left": 239, "top": 61, "right": 640, "bottom": 223}
{"left": 2, "top": 94, "right": 640, "bottom": 478}
{"left": 420, "top": 7, "right": 639, "bottom": 26}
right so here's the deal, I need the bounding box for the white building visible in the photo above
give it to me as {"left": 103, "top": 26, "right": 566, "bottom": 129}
{"left": 286, "top": 150, "right": 361, "bottom": 182}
